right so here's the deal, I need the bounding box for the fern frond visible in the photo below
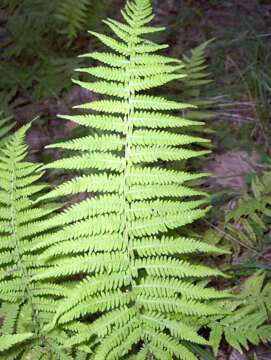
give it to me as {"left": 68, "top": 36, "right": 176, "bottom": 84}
{"left": 40, "top": 0, "right": 228, "bottom": 358}
{"left": 182, "top": 39, "right": 213, "bottom": 98}
{"left": 0, "top": 333, "right": 34, "bottom": 352}
{"left": 226, "top": 171, "right": 271, "bottom": 249}
{"left": 0, "top": 111, "right": 16, "bottom": 147}
{"left": 209, "top": 271, "right": 271, "bottom": 355}
{"left": 55, "top": 0, "right": 91, "bottom": 40}
{"left": 0, "top": 126, "right": 73, "bottom": 358}
{"left": 208, "top": 170, "right": 271, "bottom": 254}
{"left": 178, "top": 39, "right": 217, "bottom": 129}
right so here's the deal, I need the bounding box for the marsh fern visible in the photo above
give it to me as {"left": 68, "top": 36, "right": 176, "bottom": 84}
{"left": 36, "top": 1, "right": 229, "bottom": 358}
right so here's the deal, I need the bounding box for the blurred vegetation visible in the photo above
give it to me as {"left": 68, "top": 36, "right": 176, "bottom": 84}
{"left": 0, "top": 0, "right": 270, "bottom": 358}
{"left": 0, "top": 0, "right": 112, "bottom": 105}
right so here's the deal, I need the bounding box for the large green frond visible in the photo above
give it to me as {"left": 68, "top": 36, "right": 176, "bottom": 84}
{"left": 38, "top": 0, "right": 228, "bottom": 358}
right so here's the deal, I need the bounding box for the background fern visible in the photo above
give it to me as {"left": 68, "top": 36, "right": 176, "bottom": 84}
{"left": 225, "top": 171, "right": 271, "bottom": 253}
{"left": 209, "top": 271, "right": 271, "bottom": 355}
{"left": 182, "top": 39, "right": 216, "bottom": 123}
{"left": 55, "top": 0, "right": 91, "bottom": 41}
{"left": 202, "top": 171, "right": 271, "bottom": 356}
{"left": 34, "top": 1, "right": 231, "bottom": 358}
{"left": 204, "top": 170, "right": 271, "bottom": 264}
{"left": 0, "top": 111, "right": 16, "bottom": 147}
{"left": 0, "top": 125, "right": 75, "bottom": 359}
{"left": 0, "top": 0, "right": 115, "bottom": 105}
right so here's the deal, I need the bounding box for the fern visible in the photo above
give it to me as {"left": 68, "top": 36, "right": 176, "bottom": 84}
{"left": 0, "top": 111, "right": 16, "bottom": 147}
{"left": 205, "top": 170, "right": 271, "bottom": 256}
{"left": 226, "top": 171, "right": 271, "bottom": 251}
{"left": 0, "top": 125, "right": 74, "bottom": 359}
{"left": 36, "top": 1, "right": 230, "bottom": 358}
{"left": 182, "top": 40, "right": 213, "bottom": 97}
{"left": 209, "top": 271, "right": 271, "bottom": 355}
{"left": 182, "top": 40, "right": 216, "bottom": 122}
{"left": 0, "top": 0, "right": 82, "bottom": 101}
{"left": 55, "top": 0, "right": 113, "bottom": 43}
{"left": 55, "top": 0, "right": 91, "bottom": 41}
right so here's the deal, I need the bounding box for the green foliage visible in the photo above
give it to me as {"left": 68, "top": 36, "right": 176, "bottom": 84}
{"left": 181, "top": 39, "right": 216, "bottom": 132}
{"left": 209, "top": 271, "right": 271, "bottom": 355}
{"left": 168, "top": 40, "right": 215, "bottom": 126}
{"left": 182, "top": 39, "right": 213, "bottom": 99}
{"left": 226, "top": 171, "right": 271, "bottom": 251}
{"left": 0, "top": 0, "right": 115, "bottom": 103}
{"left": 33, "top": 1, "right": 231, "bottom": 358}
{"left": 55, "top": 0, "right": 91, "bottom": 41}
{"left": 0, "top": 125, "right": 73, "bottom": 359}
{"left": 167, "top": 39, "right": 216, "bottom": 150}
{"left": 0, "top": 112, "right": 16, "bottom": 147}
{"left": 0, "top": 1, "right": 80, "bottom": 101}
{"left": 55, "top": 0, "right": 113, "bottom": 43}
{"left": 205, "top": 171, "right": 271, "bottom": 257}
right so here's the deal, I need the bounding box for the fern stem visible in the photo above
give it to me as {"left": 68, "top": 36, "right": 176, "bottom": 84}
{"left": 121, "top": 12, "right": 152, "bottom": 354}
{"left": 123, "top": 34, "right": 137, "bottom": 300}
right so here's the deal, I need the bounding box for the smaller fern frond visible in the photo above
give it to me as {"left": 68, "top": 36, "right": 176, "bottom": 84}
{"left": 182, "top": 39, "right": 214, "bottom": 97}
{"left": 0, "top": 333, "right": 34, "bottom": 353}
{"left": 0, "top": 125, "right": 74, "bottom": 359}
{"left": 55, "top": 0, "right": 91, "bottom": 41}
{"left": 179, "top": 39, "right": 217, "bottom": 128}
{"left": 226, "top": 171, "right": 271, "bottom": 250}
{"left": 0, "top": 111, "right": 16, "bottom": 147}
{"left": 209, "top": 271, "right": 271, "bottom": 355}
{"left": 208, "top": 170, "right": 271, "bottom": 254}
